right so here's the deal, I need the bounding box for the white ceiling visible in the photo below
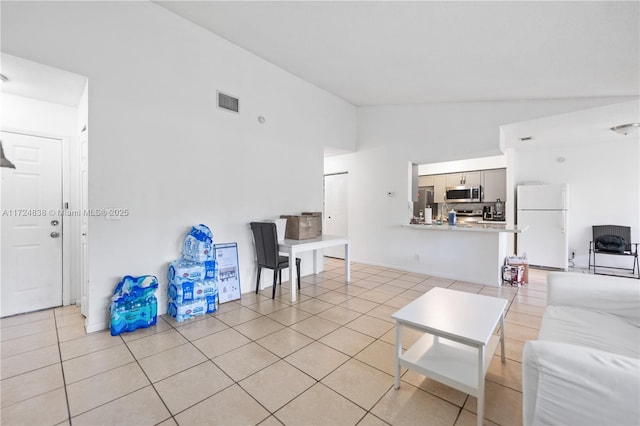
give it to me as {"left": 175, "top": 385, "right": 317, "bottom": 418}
{"left": 0, "top": 53, "right": 87, "bottom": 107}
{"left": 502, "top": 100, "right": 640, "bottom": 151}
{"left": 155, "top": 1, "right": 640, "bottom": 106}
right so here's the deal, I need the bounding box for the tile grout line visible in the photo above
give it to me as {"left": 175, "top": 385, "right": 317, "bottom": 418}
{"left": 53, "top": 309, "right": 73, "bottom": 426}
{"left": 119, "top": 331, "right": 179, "bottom": 426}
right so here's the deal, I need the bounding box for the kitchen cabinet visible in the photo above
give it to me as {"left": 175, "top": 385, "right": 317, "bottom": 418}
{"left": 419, "top": 174, "right": 445, "bottom": 202}
{"left": 421, "top": 169, "right": 504, "bottom": 203}
{"left": 481, "top": 168, "right": 506, "bottom": 202}
{"left": 433, "top": 174, "right": 447, "bottom": 203}
{"left": 446, "top": 171, "right": 481, "bottom": 187}
{"left": 418, "top": 175, "right": 434, "bottom": 187}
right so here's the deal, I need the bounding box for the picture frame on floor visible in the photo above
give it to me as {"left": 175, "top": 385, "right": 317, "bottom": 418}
{"left": 214, "top": 242, "right": 241, "bottom": 303}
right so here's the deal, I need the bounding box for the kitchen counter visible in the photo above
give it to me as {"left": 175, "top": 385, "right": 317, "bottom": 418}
{"left": 400, "top": 222, "right": 528, "bottom": 287}
{"left": 403, "top": 223, "right": 527, "bottom": 233}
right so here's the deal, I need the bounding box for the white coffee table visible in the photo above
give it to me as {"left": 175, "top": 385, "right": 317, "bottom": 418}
{"left": 392, "top": 287, "right": 507, "bottom": 426}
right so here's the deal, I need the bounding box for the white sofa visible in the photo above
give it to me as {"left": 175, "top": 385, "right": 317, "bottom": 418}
{"left": 523, "top": 272, "right": 640, "bottom": 426}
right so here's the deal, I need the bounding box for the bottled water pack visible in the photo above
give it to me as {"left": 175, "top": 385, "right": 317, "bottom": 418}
{"left": 168, "top": 258, "right": 216, "bottom": 284}
{"left": 110, "top": 275, "right": 158, "bottom": 336}
{"left": 110, "top": 297, "right": 158, "bottom": 336}
{"left": 168, "top": 279, "right": 218, "bottom": 304}
{"left": 167, "top": 224, "right": 218, "bottom": 323}
{"left": 182, "top": 224, "right": 214, "bottom": 263}
{"left": 168, "top": 294, "right": 218, "bottom": 322}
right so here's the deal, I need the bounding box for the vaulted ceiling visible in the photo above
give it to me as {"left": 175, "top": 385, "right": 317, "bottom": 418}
{"left": 2, "top": 2, "right": 638, "bottom": 109}
{"left": 155, "top": 1, "right": 639, "bottom": 106}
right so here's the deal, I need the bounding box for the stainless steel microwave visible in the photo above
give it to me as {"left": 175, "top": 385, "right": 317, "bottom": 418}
{"left": 445, "top": 186, "right": 482, "bottom": 203}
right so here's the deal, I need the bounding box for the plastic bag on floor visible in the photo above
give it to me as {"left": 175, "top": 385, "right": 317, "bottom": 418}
{"left": 182, "top": 224, "right": 214, "bottom": 262}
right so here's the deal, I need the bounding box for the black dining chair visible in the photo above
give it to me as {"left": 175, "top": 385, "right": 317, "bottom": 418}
{"left": 250, "top": 222, "right": 302, "bottom": 298}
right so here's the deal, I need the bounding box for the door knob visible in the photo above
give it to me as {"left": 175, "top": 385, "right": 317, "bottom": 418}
{"left": 50, "top": 232, "right": 61, "bottom": 238}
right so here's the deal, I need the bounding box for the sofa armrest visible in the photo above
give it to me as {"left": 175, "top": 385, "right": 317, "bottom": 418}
{"left": 523, "top": 340, "right": 640, "bottom": 426}
{"left": 547, "top": 272, "right": 640, "bottom": 326}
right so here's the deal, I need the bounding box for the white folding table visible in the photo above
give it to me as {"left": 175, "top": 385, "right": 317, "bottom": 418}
{"left": 278, "top": 234, "right": 350, "bottom": 302}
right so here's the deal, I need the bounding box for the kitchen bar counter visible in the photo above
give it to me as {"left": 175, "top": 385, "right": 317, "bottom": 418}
{"left": 402, "top": 223, "right": 527, "bottom": 233}
{"left": 400, "top": 223, "right": 528, "bottom": 287}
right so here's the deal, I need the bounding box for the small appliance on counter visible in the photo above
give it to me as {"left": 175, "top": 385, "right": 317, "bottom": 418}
{"left": 481, "top": 201, "right": 505, "bottom": 222}
{"left": 494, "top": 199, "right": 504, "bottom": 221}
{"left": 483, "top": 205, "right": 493, "bottom": 220}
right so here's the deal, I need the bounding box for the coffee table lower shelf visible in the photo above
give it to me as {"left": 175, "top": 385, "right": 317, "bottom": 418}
{"left": 397, "top": 333, "right": 501, "bottom": 396}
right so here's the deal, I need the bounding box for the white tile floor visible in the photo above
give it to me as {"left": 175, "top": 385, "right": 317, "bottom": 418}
{"left": 1, "top": 259, "right": 562, "bottom": 426}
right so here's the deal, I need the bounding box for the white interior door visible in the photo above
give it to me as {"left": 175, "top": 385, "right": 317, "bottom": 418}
{"left": 1, "top": 132, "right": 63, "bottom": 317}
{"left": 323, "top": 173, "right": 348, "bottom": 258}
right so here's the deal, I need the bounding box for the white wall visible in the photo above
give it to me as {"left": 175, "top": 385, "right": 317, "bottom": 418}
{"left": 418, "top": 155, "right": 506, "bottom": 175}
{"left": 2, "top": 2, "right": 357, "bottom": 331}
{"left": 325, "top": 97, "right": 636, "bottom": 275}
{"left": 503, "top": 100, "right": 640, "bottom": 269}
{"left": 0, "top": 93, "right": 80, "bottom": 303}
{"left": 1, "top": 93, "right": 77, "bottom": 137}
{"left": 512, "top": 138, "right": 639, "bottom": 268}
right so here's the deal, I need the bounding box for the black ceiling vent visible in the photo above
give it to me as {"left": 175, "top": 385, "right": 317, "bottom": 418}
{"left": 217, "top": 91, "right": 239, "bottom": 113}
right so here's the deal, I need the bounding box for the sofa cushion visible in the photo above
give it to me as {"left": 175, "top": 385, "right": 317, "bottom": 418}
{"left": 539, "top": 305, "right": 640, "bottom": 358}
{"left": 523, "top": 340, "right": 640, "bottom": 426}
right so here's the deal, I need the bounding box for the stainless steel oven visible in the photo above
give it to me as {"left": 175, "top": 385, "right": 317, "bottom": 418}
{"left": 455, "top": 209, "right": 483, "bottom": 224}
{"left": 445, "top": 186, "right": 482, "bottom": 203}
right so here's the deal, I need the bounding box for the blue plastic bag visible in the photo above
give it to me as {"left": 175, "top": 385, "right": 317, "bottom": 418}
{"left": 182, "top": 224, "right": 214, "bottom": 262}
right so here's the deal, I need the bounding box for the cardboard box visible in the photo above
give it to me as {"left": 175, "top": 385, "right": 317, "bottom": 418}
{"left": 281, "top": 214, "right": 321, "bottom": 239}
{"left": 301, "top": 212, "right": 322, "bottom": 236}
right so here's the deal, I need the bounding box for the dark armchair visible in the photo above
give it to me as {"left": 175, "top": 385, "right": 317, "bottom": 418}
{"left": 589, "top": 225, "right": 638, "bottom": 279}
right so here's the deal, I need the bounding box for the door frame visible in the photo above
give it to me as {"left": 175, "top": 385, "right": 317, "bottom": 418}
{"left": 1, "top": 127, "right": 75, "bottom": 309}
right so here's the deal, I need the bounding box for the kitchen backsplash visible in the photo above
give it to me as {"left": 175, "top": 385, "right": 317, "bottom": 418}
{"left": 431, "top": 202, "right": 498, "bottom": 219}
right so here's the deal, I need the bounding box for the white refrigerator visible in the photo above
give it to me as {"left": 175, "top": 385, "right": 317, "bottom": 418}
{"left": 517, "top": 184, "right": 569, "bottom": 270}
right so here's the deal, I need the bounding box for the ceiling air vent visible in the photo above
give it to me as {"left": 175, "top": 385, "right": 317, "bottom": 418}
{"left": 217, "top": 91, "right": 239, "bottom": 113}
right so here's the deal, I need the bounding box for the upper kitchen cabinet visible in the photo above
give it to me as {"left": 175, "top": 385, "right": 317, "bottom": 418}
{"left": 433, "top": 174, "right": 447, "bottom": 203}
{"left": 418, "top": 175, "right": 434, "bottom": 187}
{"left": 446, "top": 171, "right": 481, "bottom": 187}
{"left": 481, "top": 168, "right": 507, "bottom": 201}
